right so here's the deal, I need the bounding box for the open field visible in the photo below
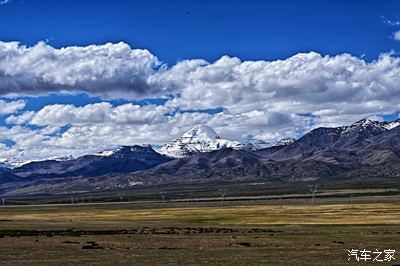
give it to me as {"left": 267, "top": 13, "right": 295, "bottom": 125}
{"left": 3, "top": 178, "right": 400, "bottom": 205}
{"left": 0, "top": 199, "right": 399, "bottom": 265}
{"left": 0, "top": 224, "right": 399, "bottom": 266}
{"left": 0, "top": 202, "right": 400, "bottom": 227}
{"left": 1, "top": 181, "right": 399, "bottom": 265}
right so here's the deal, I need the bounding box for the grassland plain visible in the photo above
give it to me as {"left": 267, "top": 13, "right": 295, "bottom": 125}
{"left": 0, "top": 201, "right": 399, "bottom": 265}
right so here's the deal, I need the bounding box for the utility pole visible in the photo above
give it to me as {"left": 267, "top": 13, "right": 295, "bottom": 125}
{"left": 309, "top": 185, "right": 318, "bottom": 206}
{"left": 218, "top": 188, "right": 228, "bottom": 206}
{"left": 350, "top": 193, "right": 353, "bottom": 209}
{"left": 185, "top": 193, "right": 189, "bottom": 208}
{"left": 160, "top": 192, "right": 167, "bottom": 207}
{"left": 118, "top": 193, "right": 124, "bottom": 202}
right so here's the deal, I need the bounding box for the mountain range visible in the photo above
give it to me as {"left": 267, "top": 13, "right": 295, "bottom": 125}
{"left": 1, "top": 118, "right": 400, "bottom": 195}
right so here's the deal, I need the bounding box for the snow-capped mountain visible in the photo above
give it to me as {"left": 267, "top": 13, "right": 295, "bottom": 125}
{"left": 338, "top": 117, "right": 400, "bottom": 135}
{"left": 157, "top": 125, "right": 298, "bottom": 157}
{"left": 274, "top": 137, "right": 296, "bottom": 147}
{"left": 47, "top": 155, "right": 75, "bottom": 161}
{"left": 158, "top": 125, "right": 240, "bottom": 158}
{"left": 238, "top": 139, "right": 271, "bottom": 151}
{"left": 10, "top": 145, "right": 172, "bottom": 180}
{"left": 92, "top": 144, "right": 154, "bottom": 158}
{"left": 0, "top": 158, "right": 33, "bottom": 169}
{"left": 0, "top": 155, "right": 75, "bottom": 169}
{"left": 3, "top": 118, "right": 400, "bottom": 195}
{"left": 239, "top": 137, "right": 297, "bottom": 151}
{"left": 341, "top": 118, "right": 387, "bottom": 134}
{"left": 94, "top": 146, "right": 123, "bottom": 157}
{"left": 383, "top": 119, "right": 400, "bottom": 130}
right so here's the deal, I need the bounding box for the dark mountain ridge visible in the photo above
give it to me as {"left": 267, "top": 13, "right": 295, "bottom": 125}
{"left": 8, "top": 145, "right": 172, "bottom": 181}
{"left": 1, "top": 118, "right": 400, "bottom": 195}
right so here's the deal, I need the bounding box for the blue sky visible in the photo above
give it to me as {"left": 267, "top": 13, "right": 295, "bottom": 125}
{"left": 0, "top": 0, "right": 399, "bottom": 64}
{"left": 0, "top": 0, "right": 400, "bottom": 160}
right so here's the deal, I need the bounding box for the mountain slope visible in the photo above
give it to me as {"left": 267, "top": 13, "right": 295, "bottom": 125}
{"left": 265, "top": 118, "right": 389, "bottom": 160}
{"left": 11, "top": 145, "right": 172, "bottom": 179}
{"left": 357, "top": 124, "right": 400, "bottom": 165}
{"left": 128, "top": 148, "right": 269, "bottom": 184}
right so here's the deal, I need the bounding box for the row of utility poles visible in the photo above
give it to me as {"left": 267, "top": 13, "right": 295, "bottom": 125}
{"left": 157, "top": 185, "right": 321, "bottom": 208}
{"left": 0, "top": 185, "right": 358, "bottom": 207}
{"left": 277, "top": 185, "right": 318, "bottom": 208}
{"left": 157, "top": 189, "right": 228, "bottom": 207}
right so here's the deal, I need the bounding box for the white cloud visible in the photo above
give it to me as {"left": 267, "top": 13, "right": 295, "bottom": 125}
{"left": 161, "top": 52, "right": 400, "bottom": 121}
{"left": 382, "top": 16, "right": 400, "bottom": 26}
{"left": 7, "top": 102, "right": 170, "bottom": 126}
{"left": 0, "top": 41, "right": 166, "bottom": 98}
{"left": 0, "top": 0, "right": 11, "bottom": 5}
{"left": 2, "top": 102, "right": 306, "bottom": 160}
{"left": 394, "top": 31, "right": 400, "bottom": 41}
{"left": 0, "top": 100, "right": 25, "bottom": 114}
{"left": 2, "top": 41, "right": 400, "bottom": 115}
{"left": 2, "top": 41, "right": 400, "bottom": 160}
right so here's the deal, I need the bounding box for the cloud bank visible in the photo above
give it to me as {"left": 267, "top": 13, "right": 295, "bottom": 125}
{"left": 1, "top": 41, "right": 400, "bottom": 160}
{"left": 2, "top": 41, "right": 400, "bottom": 120}
{"left": 0, "top": 41, "right": 164, "bottom": 98}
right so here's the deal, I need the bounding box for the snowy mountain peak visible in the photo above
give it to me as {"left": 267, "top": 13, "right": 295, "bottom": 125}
{"left": 158, "top": 125, "right": 239, "bottom": 158}
{"left": 350, "top": 118, "right": 385, "bottom": 130}
{"left": 181, "top": 124, "right": 221, "bottom": 142}
{"left": 353, "top": 118, "right": 373, "bottom": 126}
{"left": 342, "top": 118, "right": 387, "bottom": 135}
{"left": 158, "top": 124, "right": 299, "bottom": 157}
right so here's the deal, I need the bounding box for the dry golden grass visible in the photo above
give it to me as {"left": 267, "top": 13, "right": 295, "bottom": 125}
{"left": 1, "top": 203, "right": 399, "bottom": 226}
{"left": 0, "top": 203, "right": 399, "bottom": 265}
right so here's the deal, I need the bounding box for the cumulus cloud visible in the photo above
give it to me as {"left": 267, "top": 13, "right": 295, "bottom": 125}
{"left": 7, "top": 102, "right": 170, "bottom": 126}
{"left": 2, "top": 41, "right": 400, "bottom": 160}
{"left": 0, "top": 41, "right": 166, "bottom": 98}
{"left": 0, "top": 99, "right": 25, "bottom": 114}
{"left": 2, "top": 41, "right": 400, "bottom": 117}
{"left": 160, "top": 52, "right": 400, "bottom": 124}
